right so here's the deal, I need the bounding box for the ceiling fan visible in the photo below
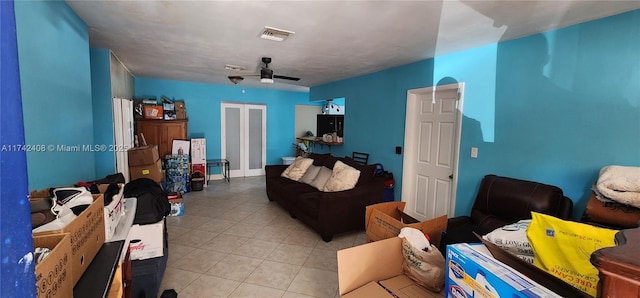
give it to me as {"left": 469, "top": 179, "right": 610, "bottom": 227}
{"left": 228, "top": 57, "right": 300, "bottom": 84}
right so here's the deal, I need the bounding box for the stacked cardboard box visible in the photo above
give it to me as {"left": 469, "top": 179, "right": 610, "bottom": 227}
{"left": 33, "top": 194, "right": 106, "bottom": 285}
{"left": 128, "top": 145, "right": 163, "bottom": 183}
{"left": 34, "top": 233, "right": 72, "bottom": 298}
{"left": 175, "top": 101, "right": 187, "bottom": 119}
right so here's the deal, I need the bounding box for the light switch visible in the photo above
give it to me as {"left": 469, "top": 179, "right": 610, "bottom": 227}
{"left": 471, "top": 147, "right": 478, "bottom": 158}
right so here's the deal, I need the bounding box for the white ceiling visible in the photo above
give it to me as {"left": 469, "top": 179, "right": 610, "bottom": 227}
{"left": 66, "top": 1, "right": 640, "bottom": 92}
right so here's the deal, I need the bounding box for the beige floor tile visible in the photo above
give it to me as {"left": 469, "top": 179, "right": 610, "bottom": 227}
{"left": 179, "top": 275, "right": 241, "bottom": 297}
{"left": 216, "top": 209, "right": 255, "bottom": 221}
{"left": 267, "top": 243, "right": 314, "bottom": 266}
{"left": 282, "top": 291, "right": 317, "bottom": 298}
{"left": 287, "top": 267, "right": 339, "bottom": 298}
{"left": 314, "top": 233, "right": 357, "bottom": 251}
{"left": 201, "top": 233, "right": 250, "bottom": 253}
{"left": 166, "top": 225, "right": 191, "bottom": 239}
{"left": 166, "top": 243, "right": 196, "bottom": 267}
{"left": 205, "top": 254, "right": 263, "bottom": 281}
{"left": 166, "top": 214, "right": 212, "bottom": 229}
{"left": 282, "top": 229, "right": 320, "bottom": 248}
{"left": 161, "top": 176, "right": 374, "bottom": 297}
{"left": 186, "top": 205, "right": 227, "bottom": 218}
{"left": 158, "top": 267, "right": 201, "bottom": 294}
{"left": 222, "top": 222, "right": 264, "bottom": 238}
{"left": 228, "top": 283, "right": 285, "bottom": 297}
{"left": 242, "top": 212, "right": 279, "bottom": 225}
{"left": 171, "top": 247, "right": 228, "bottom": 273}
{"left": 232, "top": 239, "right": 280, "bottom": 259}
{"left": 267, "top": 215, "right": 301, "bottom": 229}
{"left": 353, "top": 232, "right": 367, "bottom": 247}
{"left": 303, "top": 248, "right": 338, "bottom": 272}
{"left": 196, "top": 218, "right": 236, "bottom": 234}
{"left": 253, "top": 226, "right": 294, "bottom": 242}
{"left": 244, "top": 260, "right": 301, "bottom": 290}
{"left": 172, "top": 229, "right": 219, "bottom": 248}
{"left": 233, "top": 202, "right": 267, "bottom": 212}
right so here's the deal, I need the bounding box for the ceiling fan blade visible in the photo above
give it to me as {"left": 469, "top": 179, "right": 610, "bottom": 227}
{"left": 273, "top": 74, "right": 300, "bottom": 81}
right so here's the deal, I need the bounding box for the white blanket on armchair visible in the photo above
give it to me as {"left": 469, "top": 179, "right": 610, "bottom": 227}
{"left": 596, "top": 165, "right": 640, "bottom": 208}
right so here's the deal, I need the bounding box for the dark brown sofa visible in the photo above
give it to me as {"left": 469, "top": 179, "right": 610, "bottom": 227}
{"left": 442, "top": 174, "right": 573, "bottom": 247}
{"left": 265, "top": 153, "right": 384, "bottom": 242}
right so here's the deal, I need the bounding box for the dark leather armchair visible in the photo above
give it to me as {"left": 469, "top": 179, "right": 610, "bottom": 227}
{"left": 442, "top": 174, "right": 573, "bottom": 248}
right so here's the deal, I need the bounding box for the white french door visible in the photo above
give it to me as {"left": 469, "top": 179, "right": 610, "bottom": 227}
{"left": 401, "top": 83, "right": 463, "bottom": 220}
{"left": 112, "top": 97, "right": 134, "bottom": 182}
{"left": 221, "top": 103, "right": 266, "bottom": 177}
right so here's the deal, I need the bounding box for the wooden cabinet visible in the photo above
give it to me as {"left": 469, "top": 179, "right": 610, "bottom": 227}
{"left": 591, "top": 228, "right": 640, "bottom": 297}
{"left": 136, "top": 119, "right": 188, "bottom": 159}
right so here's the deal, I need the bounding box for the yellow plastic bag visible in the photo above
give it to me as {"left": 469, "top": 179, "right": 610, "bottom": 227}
{"left": 526, "top": 212, "right": 618, "bottom": 297}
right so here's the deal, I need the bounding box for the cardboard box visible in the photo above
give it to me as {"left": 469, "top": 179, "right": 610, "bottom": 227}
{"left": 337, "top": 237, "right": 441, "bottom": 297}
{"left": 34, "top": 233, "right": 72, "bottom": 298}
{"left": 168, "top": 197, "right": 184, "bottom": 216}
{"left": 445, "top": 243, "right": 561, "bottom": 298}
{"left": 143, "top": 105, "right": 163, "bottom": 119}
{"left": 129, "top": 159, "right": 163, "bottom": 183}
{"left": 478, "top": 237, "right": 589, "bottom": 297}
{"left": 127, "top": 145, "right": 160, "bottom": 167}
{"left": 33, "top": 194, "right": 106, "bottom": 285}
{"left": 365, "top": 201, "right": 447, "bottom": 247}
{"left": 175, "top": 101, "right": 187, "bottom": 119}
{"left": 126, "top": 220, "right": 165, "bottom": 260}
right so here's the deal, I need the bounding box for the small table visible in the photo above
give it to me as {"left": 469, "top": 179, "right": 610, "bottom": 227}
{"left": 207, "top": 159, "right": 230, "bottom": 182}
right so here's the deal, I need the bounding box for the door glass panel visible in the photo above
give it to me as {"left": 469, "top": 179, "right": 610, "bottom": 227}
{"left": 225, "top": 107, "right": 241, "bottom": 171}
{"left": 248, "top": 108, "right": 263, "bottom": 170}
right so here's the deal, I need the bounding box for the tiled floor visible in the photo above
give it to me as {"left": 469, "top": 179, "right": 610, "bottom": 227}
{"left": 159, "top": 176, "right": 367, "bottom": 297}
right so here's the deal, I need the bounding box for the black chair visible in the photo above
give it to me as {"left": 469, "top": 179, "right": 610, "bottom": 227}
{"left": 352, "top": 152, "right": 369, "bottom": 165}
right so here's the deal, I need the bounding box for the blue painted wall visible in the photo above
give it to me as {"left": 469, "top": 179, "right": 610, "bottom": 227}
{"left": 1, "top": 0, "right": 36, "bottom": 295}
{"left": 135, "top": 78, "right": 310, "bottom": 165}
{"left": 90, "top": 48, "right": 117, "bottom": 178}
{"left": 312, "top": 10, "right": 640, "bottom": 219}
{"left": 15, "top": 0, "right": 96, "bottom": 190}
{"left": 311, "top": 59, "right": 435, "bottom": 200}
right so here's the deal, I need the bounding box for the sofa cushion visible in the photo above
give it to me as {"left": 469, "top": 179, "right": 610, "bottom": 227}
{"left": 281, "top": 157, "right": 313, "bottom": 181}
{"left": 299, "top": 165, "right": 321, "bottom": 184}
{"left": 310, "top": 166, "right": 333, "bottom": 190}
{"left": 339, "top": 157, "right": 376, "bottom": 186}
{"left": 324, "top": 161, "right": 361, "bottom": 192}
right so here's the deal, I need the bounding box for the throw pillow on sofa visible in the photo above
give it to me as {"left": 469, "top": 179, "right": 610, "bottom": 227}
{"left": 281, "top": 157, "right": 314, "bottom": 181}
{"left": 299, "top": 165, "right": 322, "bottom": 184}
{"left": 309, "top": 166, "right": 333, "bottom": 190}
{"left": 324, "top": 160, "right": 361, "bottom": 192}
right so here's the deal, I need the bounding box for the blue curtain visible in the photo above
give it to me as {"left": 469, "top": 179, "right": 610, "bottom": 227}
{"left": 1, "top": 0, "right": 36, "bottom": 296}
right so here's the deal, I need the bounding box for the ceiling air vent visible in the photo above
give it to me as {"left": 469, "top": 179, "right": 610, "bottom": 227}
{"left": 224, "top": 64, "right": 247, "bottom": 71}
{"left": 259, "top": 26, "right": 294, "bottom": 42}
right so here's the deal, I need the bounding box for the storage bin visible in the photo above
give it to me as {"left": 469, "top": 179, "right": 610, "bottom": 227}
{"left": 282, "top": 157, "right": 296, "bottom": 165}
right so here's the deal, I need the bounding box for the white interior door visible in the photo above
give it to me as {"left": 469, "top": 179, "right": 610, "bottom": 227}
{"left": 221, "top": 102, "right": 266, "bottom": 177}
{"left": 112, "top": 97, "right": 134, "bottom": 182}
{"left": 402, "top": 83, "right": 463, "bottom": 221}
